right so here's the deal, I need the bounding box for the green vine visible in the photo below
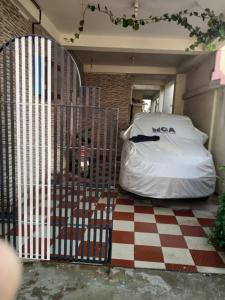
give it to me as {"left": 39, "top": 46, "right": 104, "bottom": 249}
{"left": 67, "top": 4, "right": 225, "bottom": 51}
{"left": 209, "top": 166, "right": 225, "bottom": 250}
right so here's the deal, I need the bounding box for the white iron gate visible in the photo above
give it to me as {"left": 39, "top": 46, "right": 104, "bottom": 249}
{"left": 0, "top": 36, "right": 81, "bottom": 260}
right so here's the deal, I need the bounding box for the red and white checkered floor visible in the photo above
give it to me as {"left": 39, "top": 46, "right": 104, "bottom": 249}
{"left": 3, "top": 188, "right": 225, "bottom": 274}
{"left": 111, "top": 194, "right": 225, "bottom": 274}
{"left": 50, "top": 190, "right": 114, "bottom": 261}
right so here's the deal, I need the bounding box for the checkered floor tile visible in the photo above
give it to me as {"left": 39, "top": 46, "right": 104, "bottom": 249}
{"left": 2, "top": 187, "right": 225, "bottom": 274}
{"left": 2, "top": 187, "right": 115, "bottom": 261}
{"left": 53, "top": 187, "right": 114, "bottom": 258}
{"left": 111, "top": 196, "right": 225, "bottom": 274}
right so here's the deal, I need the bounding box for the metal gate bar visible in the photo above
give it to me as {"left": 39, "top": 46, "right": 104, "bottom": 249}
{"left": 86, "top": 105, "right": 95, "bottom": 259}
{"left": 9, "top": 41, "right": 17, "bottom": 249}
{"left": 52, "top": 42, "right": 58, "bottom": 257}
{"left": 63, "top": 55, "right": 71, "bottom": 256}
{"left": 34, "top": 36, "right": 39, "bottom": 258}
{"left": 0, "top": 76, "right": 5, "bottom": 240}
{"left": 3, "top": 45, "right": 10, "bottom": 244}
{"left": 80, "top": 105, "right": 87, "bottom": 260}
{"left": 79, "top": 86, "right": 101, "bottom": 107}
{"left": 28, "top": 36, "right": 33, "bottom": 258}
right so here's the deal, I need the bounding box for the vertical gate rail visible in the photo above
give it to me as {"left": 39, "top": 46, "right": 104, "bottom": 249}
{"left": 51, "top": 104, "right": 118, "bottom": 264}
{"left": 79, "top": 86, "right": 101, "bottom": 107}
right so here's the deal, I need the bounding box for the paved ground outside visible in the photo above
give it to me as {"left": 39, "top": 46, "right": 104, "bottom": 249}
{"left": 18, "top": 262, "right": 225, "bottom": 300}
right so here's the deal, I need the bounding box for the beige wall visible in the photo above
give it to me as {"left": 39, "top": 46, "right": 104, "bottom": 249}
{"left": 132, "top": 90, "right": 144, "bottom": 101}
{"left": 184, "top": 55, "right": 216, "bottom": 136}
{"left": 163, "top": 81, "right": 174, "bottom": 114}
{"left": 210, "top": 88, "right": 225, "bottom": 193}
{"left": 184, "top": 90, "right": 215, "bottom": 137}
{"left": 185, "top": 54, "right": 216, "bottom": 93}
{"left": 173, "top": 74, "right": 186, "bottom": 115}
{"left": 184, "top": 54, "right": 225, "bottom": 193}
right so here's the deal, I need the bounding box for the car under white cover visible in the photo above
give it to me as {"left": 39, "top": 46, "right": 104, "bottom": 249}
{"left": 119, "top": 113, "right": 216, "bottom": 199}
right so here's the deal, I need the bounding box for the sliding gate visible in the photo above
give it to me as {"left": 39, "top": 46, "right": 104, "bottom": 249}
{"left": 0, "top": 35, "right": 118, "bottom": 264}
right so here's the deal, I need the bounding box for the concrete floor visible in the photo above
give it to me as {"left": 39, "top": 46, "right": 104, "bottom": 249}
{"left": 18, "top": 262, "right": 225, "bottom": 300}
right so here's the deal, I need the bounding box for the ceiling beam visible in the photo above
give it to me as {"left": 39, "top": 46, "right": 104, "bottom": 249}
{"left": 133, "top": 77, "right": 167, "bottom": 86}
{"left": 133, "top": 85, "right": 161, "bottom": 90}
{"left": 61, "top": 34, "right": 204, "bottom": 55}
{"left": 84, "top": 64, "right": 176, "bottom": 75}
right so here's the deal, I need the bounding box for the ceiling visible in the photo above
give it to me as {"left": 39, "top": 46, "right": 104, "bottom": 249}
{"left": 72, "top": 49, "right": 197, "bottom": 67}
{"left": 36, "top": 0, "right": 225, "bottom": 38}
{"left": 21, "top": 0, "right": 219, "bottom": 74}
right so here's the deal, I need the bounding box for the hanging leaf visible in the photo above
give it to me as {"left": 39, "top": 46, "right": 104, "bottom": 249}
{"left": 90, "top": 5, "right": 95, "bottom": 12}
{"left": 123, "top": 19, "right": 129, "bottom": 28}
{"left": 133, "top": 22, "right": 139, "bottom": 30}
{"left": 127, "top": 18, "right": 133, "bottom": 26}
{"left": 69, "top": 3, "right": 225, "bottom": 51}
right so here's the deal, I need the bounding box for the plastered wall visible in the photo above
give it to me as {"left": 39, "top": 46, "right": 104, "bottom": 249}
{"left": 184, "top": 54, "right": 225, "bottom": 193}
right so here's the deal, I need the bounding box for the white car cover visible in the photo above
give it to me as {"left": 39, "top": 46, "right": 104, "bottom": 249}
{"left": 119, "top": 113, "right": 216, "bottom": 199}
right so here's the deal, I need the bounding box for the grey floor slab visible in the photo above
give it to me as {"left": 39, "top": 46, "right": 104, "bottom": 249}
{"left": 17, "top": 262, "right": 225, "bottom": 300}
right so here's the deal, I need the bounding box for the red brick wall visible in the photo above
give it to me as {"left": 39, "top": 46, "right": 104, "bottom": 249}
{"left": 84, "top": 73, "right": 134, "bottom": 181}
{"left": 84, "top": 73, "right": 133, "bottom": 134}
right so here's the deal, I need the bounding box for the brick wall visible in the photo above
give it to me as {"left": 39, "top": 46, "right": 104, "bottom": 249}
{"left": 84, "top": 73, "right": 134, "bottom": 181}
{"left": 0, "top": 0, "right": 50, "bottom": 47}
{"left": 84, "top": 72, "right": 133, "bottom": 134}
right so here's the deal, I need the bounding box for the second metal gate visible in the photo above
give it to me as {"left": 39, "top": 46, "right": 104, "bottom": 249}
{"left": 51, "top": 105, "right": 118, "bottom": 263}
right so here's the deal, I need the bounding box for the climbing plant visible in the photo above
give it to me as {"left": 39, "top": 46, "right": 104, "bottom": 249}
{"left": 67, "top": 4, "right": 225, "bottom": 51}
{"left": 209, "top": 166, "right": 225, "bottom": 250}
